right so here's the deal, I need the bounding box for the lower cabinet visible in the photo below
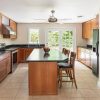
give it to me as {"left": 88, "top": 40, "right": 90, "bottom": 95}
{"left": 0, "top": 52, "right": 11, "bottom": 82}
{"left": 77, "top": 47, "right": 92, "bottom": 69}
{"left": 18, "top": 48, "right": 33, "bottom": 63}
{"left": 17, "top": 48, "right": 25, "bottom": 63}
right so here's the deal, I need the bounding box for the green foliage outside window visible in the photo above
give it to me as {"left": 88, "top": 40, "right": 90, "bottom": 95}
{"left": 48, "top": 30, "right": 73, "bottom": 49}
{"left": 29, "top": 29, "right": 39, "bottom": 43}
{"left": 48, "top": 31, "right": 59, "bottom": 47}
{"left": 62, "top": 31, "right": 73, "bottom": 49}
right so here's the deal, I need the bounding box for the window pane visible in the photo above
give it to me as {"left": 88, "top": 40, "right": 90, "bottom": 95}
{"left": 62, "top": 31, "right": 73, "bottom": 50}
{"left": 29, "top": 29, "right": 39, "bottom": 43}
{"left": 48, "top": 31, "right": 59, "bottom": 49}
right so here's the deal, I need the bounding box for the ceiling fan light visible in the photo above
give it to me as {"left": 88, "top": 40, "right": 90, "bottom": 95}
{"left": 48, "top": 17, "right": 57, "bottom": 22}
{"left": 48, "top": 10, "right": 57, "bottom": 22}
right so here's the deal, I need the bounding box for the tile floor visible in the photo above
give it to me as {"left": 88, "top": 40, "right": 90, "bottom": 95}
{"left": 0, "top": 61, "right": 100, "bottom": 100}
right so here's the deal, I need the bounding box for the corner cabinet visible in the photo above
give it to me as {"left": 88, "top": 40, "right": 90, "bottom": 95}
{"left": 17, "top": 48, "right": 33, "bottom": 63}
{"left": 10, "top": 19, "right": 17, "bottom": 39}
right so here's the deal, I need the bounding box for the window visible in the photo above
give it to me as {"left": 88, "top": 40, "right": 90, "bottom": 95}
{"left": 28, "top": 29, "right": 39, "bottom": 44}
{"left": 48, "top": 31, "right": 59, "bottom": 48}
{"left": 46, "top": 29, "right": 73, "bottom": 50}
{"left": 62, "top": 31, "right": 73, "bottom": 50}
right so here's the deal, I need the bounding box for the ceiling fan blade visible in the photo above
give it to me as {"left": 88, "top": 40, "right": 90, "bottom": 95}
{"left": 33, "top": 19, "right": 46, "bottom": 20}
{"left": 59, "top": 18, "right": 72, "bottom": 20}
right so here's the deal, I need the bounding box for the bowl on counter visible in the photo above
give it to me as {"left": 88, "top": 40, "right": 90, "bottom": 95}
{"left": 43, "top": 47, "right": 50, "bottom": 53}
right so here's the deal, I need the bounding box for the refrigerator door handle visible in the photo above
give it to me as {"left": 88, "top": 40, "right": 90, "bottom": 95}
{"left": 96, "top": 42, "right": 99, "bottom": 56}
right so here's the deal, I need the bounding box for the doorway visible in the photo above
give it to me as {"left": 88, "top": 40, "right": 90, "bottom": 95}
{"left": 46, "top": 29, "right": 74, "bottom": 51}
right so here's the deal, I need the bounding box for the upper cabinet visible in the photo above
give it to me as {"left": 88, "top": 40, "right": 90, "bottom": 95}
{"left": 0, "top": 13, "right": 2, "bottom": 34}
{"left": 10, "top": 19, "right": 17, "bottom": 39}
{"left": 82, "top": 21, "right": 91, "bottom": 39}
{"left": 2, "top": 15, "right": 10, "bottom": 38}
{"left": 2, "top": 15, "right": 9, "bottom": 25}
{"left": 82, "top": 15, "right": 99, "bottom": 39}
{"left": 0, "top": 13, "right": 17, "bottom": 39}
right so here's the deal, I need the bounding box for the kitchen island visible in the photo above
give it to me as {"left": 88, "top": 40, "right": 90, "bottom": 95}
{"left": 26, "top": 49, "right": 68, "bottom": 95}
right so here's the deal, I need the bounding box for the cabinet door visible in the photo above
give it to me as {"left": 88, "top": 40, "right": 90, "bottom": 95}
{"left": 82, "top": 21, "right": 91, "bottom": 39}
{"left": 17, "top": 48, "right": 25, "bottom": 63}
{"left": 96, "top": 14, "right": 99, "bottom": 28}
{"left": 0, "top": 13, "right": 2, "bottom": 34}
{"left": 25, "top": 48, "right": 33, "bottom": 59}
{"left": 80, "top": 49, "right": 86, "bottom": 64}
{"left": 0, "top": 59, "right": 7, "bottom": 82}
{"left": 6, "top": 55, "right": 11, "bottom": 74}
{"left": 77, "top": 47, "right": 81, "bottom": 60}
{"left": 10, "top": 19, "right": 17, "bottom": 32}
{"left": 85, "top": 50, "right": 91, "bottom": 67}
{"left": 85, "top": 21, "right": 91, "bottom": 39}
{"left": 91, "top": 19, "right": 97, "bottom": 29}
{"left": 10, "top": 19, "right": 17, "bottom": 39}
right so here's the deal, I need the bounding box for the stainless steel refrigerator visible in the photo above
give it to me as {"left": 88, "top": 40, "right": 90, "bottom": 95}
{"left": 92, "top": 29, "right": 99, "bottom": 77}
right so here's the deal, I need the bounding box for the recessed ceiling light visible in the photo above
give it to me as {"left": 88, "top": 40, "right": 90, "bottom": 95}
{"left": 77, "top": 16, "right": 83, "bottom": 18}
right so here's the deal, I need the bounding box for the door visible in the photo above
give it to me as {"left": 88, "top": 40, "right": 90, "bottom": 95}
{"left": 46, "top": 29, "right": 74, "bottom": 51}
{"left": 61, "top": 30, "right": 73, "bottom": 50}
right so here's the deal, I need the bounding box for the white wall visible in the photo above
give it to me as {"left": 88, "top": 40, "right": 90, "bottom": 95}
{"left": 14, "top": 23, "right": 86, "bottom": 45}
{"left": 0, "top": 34, "right": 12, "bottom": 45}
{"left": 0, "top": 23, "right": 86, "bottom": 49}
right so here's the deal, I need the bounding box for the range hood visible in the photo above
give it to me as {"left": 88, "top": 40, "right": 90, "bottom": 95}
{"left": 2, "top": 24, "right": 16, "bottom": 38}
{"left": 4, "top": 25, "right": 16, "bottom": 35}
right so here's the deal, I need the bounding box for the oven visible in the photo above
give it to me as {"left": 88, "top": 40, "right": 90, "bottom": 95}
{"left": 11, "top": 49, "right": 18, "bottom": 72}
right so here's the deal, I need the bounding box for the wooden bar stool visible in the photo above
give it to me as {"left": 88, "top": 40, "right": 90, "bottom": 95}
{"left": 58, "top": 52, "right": 77, "bottom": 89}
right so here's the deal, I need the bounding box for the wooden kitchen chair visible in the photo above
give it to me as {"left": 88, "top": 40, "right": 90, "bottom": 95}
{"left": 62, "top": 48, "right": 70, "bottom": 56}
{"left": 58, "top": 52, "right": 77, "bottom": 89}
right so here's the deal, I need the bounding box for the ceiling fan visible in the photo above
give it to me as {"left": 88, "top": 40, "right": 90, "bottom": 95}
{"left": 32, "top": 10, "right": 72, "bottom": 23}
{"left": 48, "top": 10, "right": 57, "bottom": 22}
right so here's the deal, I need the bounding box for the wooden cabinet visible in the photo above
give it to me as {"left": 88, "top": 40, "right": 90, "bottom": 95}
{"left": 25, "top": 48, "right": 33, "bottom": 59}
{"left": 91, "top": 15, "right": 99, "bottom": 29}
{"left": 77, "top": 47, "right": 92, "bottom": 68}
{"left": 6, "top": 54, "right": 11, "bottom": 74}
{"left": 82, "top": 21, "right": 91, "bottom": 39}
{"left": 17, "top": 48, "right": 25, "bottom": 63}
{"left": 0, "top": 13, "right": 17, "bottom": 39}
{"left": 91, "top": 18, "right": 97, "bottom": 29}
{"left": 29, "top": 62, "right": 57, "bottom": 95}
{"left": 0, "top": 52, "right": 11, "bottom": 82}
{"left": 82, "top": 15, "right": 99, "bottom": 39}
{"left": 0, "top": 13, "right": 2, "bottom": 34}
{"left": 96, "top": 14, "right": 99, "bottom": 28}
{"left": 18, "top": 48, "right": 33, "bottom": 63}
{"left": 1, "top": 15, "right": 10, "bottom": 38}
{"left": 0, "top": 59, "right": 7, "bottom": 82}
{"left": 10, "top": 19, "right": 17, "bottom": 39}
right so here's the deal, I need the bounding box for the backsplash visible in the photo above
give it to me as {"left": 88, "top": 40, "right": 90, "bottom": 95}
{"left": 86, "top": 38, "right": 93, "bottom": 45}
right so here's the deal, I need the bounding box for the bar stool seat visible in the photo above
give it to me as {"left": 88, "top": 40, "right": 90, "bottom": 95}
{"left": 58, "top": 62, "right": 70, "bottom": 68}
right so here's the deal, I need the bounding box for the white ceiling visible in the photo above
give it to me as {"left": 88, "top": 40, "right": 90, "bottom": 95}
{"left": 0, "top": 0, "right": 100, "bottom": 23}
